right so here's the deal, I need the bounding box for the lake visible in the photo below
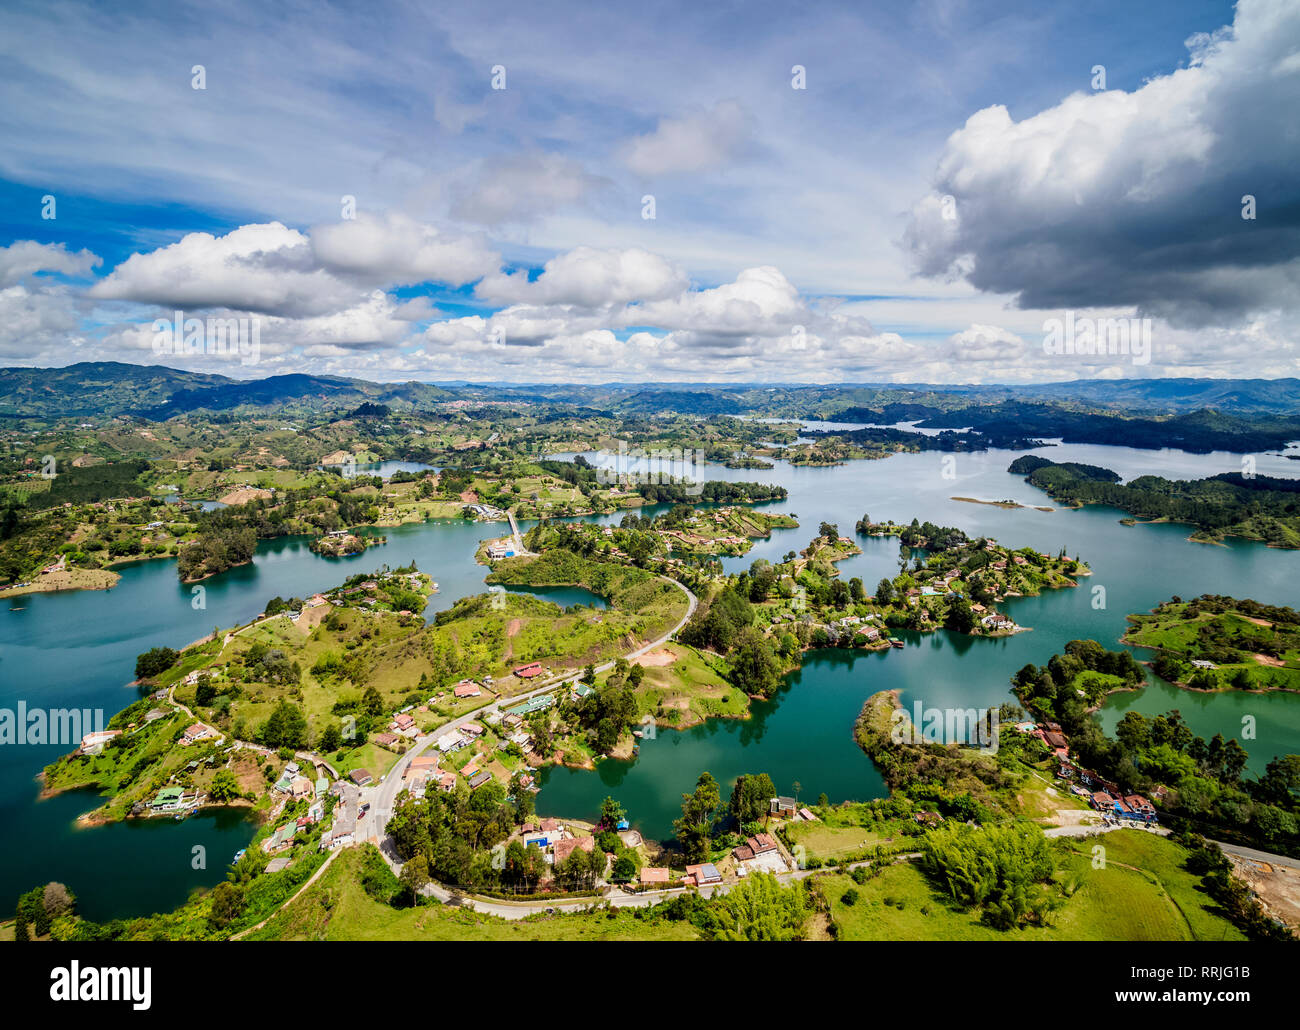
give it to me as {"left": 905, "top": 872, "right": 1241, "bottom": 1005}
{"left": 1, "top": 440, "right": 1297, "bottom": 913}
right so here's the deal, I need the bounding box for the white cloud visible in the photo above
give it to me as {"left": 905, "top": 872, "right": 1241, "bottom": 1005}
{"left": 903, "top": 0, "right": 1300, "bottom": 326}
{"left": 476, "top": 246, "right": 687, "bottom": 307}
{"left": 310, "top": 211, "right": 499, "bottom": 286}
{"left": 0, "top": 241, "right": 100, "bottom": 286}
{"left": 450, "top": 153, "right": 608, "bottom": 226}
{"left": 622, "top": 99, "right": 753, "bottom": 177}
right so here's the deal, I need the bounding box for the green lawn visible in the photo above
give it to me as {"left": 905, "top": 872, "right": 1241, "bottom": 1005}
{"left": 822, "top": 831, "right": 1246, "bottom": 941}
{"left": 249, "top": 847, "right": 699, "bottom": 941}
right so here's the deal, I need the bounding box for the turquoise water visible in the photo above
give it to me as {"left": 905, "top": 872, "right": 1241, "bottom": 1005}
{"left": 1, "top": 443, "right": 1297, "bottom": 912}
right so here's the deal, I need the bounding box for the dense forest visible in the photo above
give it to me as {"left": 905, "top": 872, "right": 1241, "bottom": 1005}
{"left": 1012, "top": 640, "right": 1300, "bottom": 860}
{"left": 1010, "top": 457, "right": 1300, "bottom": 547}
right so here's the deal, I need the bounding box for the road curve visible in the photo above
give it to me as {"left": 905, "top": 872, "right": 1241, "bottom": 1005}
{"left": 363, "top": 574, "right": 697, "bottom": 855}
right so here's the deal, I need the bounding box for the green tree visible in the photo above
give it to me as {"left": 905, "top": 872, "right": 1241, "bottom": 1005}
{"left": 674, "top": 772, "right": 720, "bottom": 863}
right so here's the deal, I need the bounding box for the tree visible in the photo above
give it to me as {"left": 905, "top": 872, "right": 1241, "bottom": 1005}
{"left": 207, "top": 881, "right": 245, "bottom": 930}
{"left": 730, "top": 772, "right": 776, "bottom": 826}
{"left": 599, "top": 796, "right": 626, "bottom": 829}
{"left": 706, "top": 873, "right": 809, "bottom": 941}
{"left": 875, "top": 578, "right": 895, "bottom": 605}
{"left": 135, "top": 646, "right": 180, "bottom": 680}
{"left": 41, "top": 882, "right": 74, "bottom": 922}
{"left": 208, "top": 769, "right": 241, "bottom": 802}
{"left": 399, "top": 853, "right": 431, "bottom": 904}
{"left": 944, "top": 596, "right": 976, "bottom": 634}
{"left": 674, "top": 772, "right": 720, "bottom": 863}
{"left": 261, "top": 700, "right": 308, "bottom": 750}
{"left": 728, "top": 627, "right": 782, "bottom": 699}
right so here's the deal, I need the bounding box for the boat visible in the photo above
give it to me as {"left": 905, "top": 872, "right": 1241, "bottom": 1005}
{"left": 889, "top": 639, "right": 904, "bottom": 649}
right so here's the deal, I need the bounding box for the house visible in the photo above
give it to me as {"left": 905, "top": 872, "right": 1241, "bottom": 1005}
{"left": 468, "top": 770, "right": 493, "bottom": 790}
{"left": 392, "top": 713, "right": 416, "bottom": 732}
{"left": 1091, "top": 791, "right": 1114, "bottom": 811}
{"left": 552, "top": 835, "right": 597, "bottom": 865}
{"left": 797, "top": 807, "right": 817, "bottom": 821}
{"left": 436, "top": 730, "right": 468, "bottom": 753}
{"left": 182, "top": 723, "right": 213, "bottom": 745}
{"left": 265, "top": 822, "right": 298, "bottom": 853}
{"left": 291, "top": 776, "right": 314, "bottom": 799}
{"left": 513, "top": 662, "right": 545, "bottom": 679}
{"left": 1191, "top": 659, "right": 1218, "bottom": 670}
{"left": 640, "top": 867, "right": 671, "bottom": 885}
{"left": 79, "top": 729, "right": 121, "bottom": 755}
{"left": 350, "top": 768, "right": 373, "bottom": 787}
{"left": 315, "top": 776, "right": 328, "bottom": 796}
{"left": 407, "top": 755, "right": 440, "bottom": 778}
{"left": 461, "top": 722, "right": 485, "bottom": 737}
{"left": 438, "top": 771, "right": 457, "bottom": 792}
{"left": 732, "top": 845, "right": 756, "bottom": 862}
{"left": 684, "top": 863, "right": 722, "bottom": 886}
{"left": 373, "top": 732, "right": 401, "bottom": 748}
{"left": 747, "top": 833, "right": 778, "bottom": 855}
{"left": 1124, "top": 795, "right": 1157, "bottom": 821}
{"left": 453, "top": 679, "right": 482, "bottom": 698}
{"left": 151, "top": 786, "right": 186, "bottom": 813}
{"left": 1042, "top": 730, "right": 1068, "bottom": 750}
{"left": 770, "top": 796, "right": 798, "bottom": 817}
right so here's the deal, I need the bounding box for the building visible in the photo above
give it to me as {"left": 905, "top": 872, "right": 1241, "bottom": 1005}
{"left": 436, "top": 730, "right": 468, "bottom": 753}
{"left": 553, "top": 835, "right": 596, "bottom": 865}
{"left": 747, "top": 833, "right": 778, "bottom": 855}
{"left": 640, "top": 867, "right": 671, "bottom": 885}
{"left": 684, "top": 863, "right": 722, "bottom": 886}
{"left": 182, "top": 723, "right": 213, "bottom": 745}
{"left": 770, "top": 796, "right": 798, "bottom": 817}
{"left": 513, "top": 662, "right": 545, "bottom": 679}
{"left": 350, "top": 768, "right": 373, "bottom": 787}
{"left": 453, "top": 679, "right": 482, "bottom": 698}
{"left": 468, "top": 769, "right": 493, "bottom": 790}
{"left": 151, "top": 786, "right": 186, "bottom": 813}
{"left": 79, "top": 729, "right": 121, "bottom": 755}
{"left": 373, "top": 732, "right": 401, "bottom": 748}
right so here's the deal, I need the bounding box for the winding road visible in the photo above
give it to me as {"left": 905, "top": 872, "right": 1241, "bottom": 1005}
{"left": 361, "top": 574, "right": 698, "bottom": 863}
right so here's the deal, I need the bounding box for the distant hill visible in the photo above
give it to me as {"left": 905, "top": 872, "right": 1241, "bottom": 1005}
{"left": 3, "top": 363, "right": 1300, "bottom": 421}
{"left": 0, "top": 362, "right": 455, "bottom": 418}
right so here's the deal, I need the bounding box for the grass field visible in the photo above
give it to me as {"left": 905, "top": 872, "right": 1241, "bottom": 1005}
{"left": 822, "top": 831, "right": 1246, "bottom": 941}
{"left": 634, "top": 643, "right": 750, "bottom": 728}
{"left": 248, "top": 847, "right": 699, "bottom": 941}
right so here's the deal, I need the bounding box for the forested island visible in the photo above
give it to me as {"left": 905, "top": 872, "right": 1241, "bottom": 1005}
{"left": 1010, "top": 455, "right": 1300, "bottom": 548}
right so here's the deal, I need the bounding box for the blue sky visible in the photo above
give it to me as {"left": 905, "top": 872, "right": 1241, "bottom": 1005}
{"left": 0, "top": 0, "right": 1295, "bottom": 383}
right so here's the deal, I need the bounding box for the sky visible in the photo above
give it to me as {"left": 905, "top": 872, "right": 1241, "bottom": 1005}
{"left": 0, "top": 0, "right": 1296, "bottom": 385}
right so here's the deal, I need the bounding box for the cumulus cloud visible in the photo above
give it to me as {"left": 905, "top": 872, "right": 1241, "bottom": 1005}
{"left": 89, "top": 222, "right": 352, "bottom": 318}
{"left": 476, "top": 247, "right": 687, "bottom": 307}
{"left": 450, "top": 153, "right": 608, "bottom": 226}
{"left": 310, "top": 212, "right": 499, "bottom": 287}
{"left": 88, "top": 216, "right": 497, "bottom": 321}
{"left": 622, "top": 99, "right": 754, "bottom": 177}
{"left": 0, "top": 241, "right": 100, "bottom": 286}
{"left": 903, "top": 0, "right": 1300, "bottom": 328}
{"left": 0, "top": 283, "right": 84, "bottom": 357}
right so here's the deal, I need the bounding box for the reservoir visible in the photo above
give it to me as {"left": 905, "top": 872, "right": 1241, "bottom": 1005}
{"left": 2, "top": 441, "right": 1296, "bottom": 914}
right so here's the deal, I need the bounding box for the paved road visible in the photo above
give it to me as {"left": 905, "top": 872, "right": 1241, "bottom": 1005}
{"left": 366, "top": 574, "right": 698, "bottom": 853}
{"left": 1212, "top": 840, "right": 1300, "bottom": 872}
